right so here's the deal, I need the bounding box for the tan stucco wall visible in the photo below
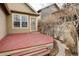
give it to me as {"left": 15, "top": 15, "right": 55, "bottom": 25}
{"left": 7, "top": 3, "right": 35, "bottom": 14}
{"left": 0, "top": 7, "right": 7, "bottom": 40}
{"left": 7, "top": 13, "right": 37, "bottom": 34}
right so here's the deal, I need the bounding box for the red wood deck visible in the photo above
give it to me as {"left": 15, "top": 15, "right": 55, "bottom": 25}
{"left": 0, "top": 32, "right": 53, "bottom": 53}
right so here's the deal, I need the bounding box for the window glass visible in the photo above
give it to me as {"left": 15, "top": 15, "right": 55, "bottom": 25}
{"left": 73, "top": 14, "right": 77, "bottom": 20}
{"left": 31, "top": 18, "right": 36, "bottom": 31}
{"left": 21, "top": 16, "right": 27, "bottom": 27}
{"left": 14, "top": 15, "right": 20, "bottom": 27}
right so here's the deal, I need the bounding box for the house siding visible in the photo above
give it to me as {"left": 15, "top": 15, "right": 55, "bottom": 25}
{"left": 6, "top": 3, "right": 38, "bottom": 34}
{"left": 7, "top": 3, "right": 35, "bottom": 14}
{"left": 7, "top": 13, "right": 37, "bottom": 34}
{"left": 0, "top": 6, "right": 7, "bottom": 40}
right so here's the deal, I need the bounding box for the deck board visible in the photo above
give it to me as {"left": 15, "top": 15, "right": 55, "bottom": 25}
{"left": 0, "top": 32, "right": 53, "bottom": 53}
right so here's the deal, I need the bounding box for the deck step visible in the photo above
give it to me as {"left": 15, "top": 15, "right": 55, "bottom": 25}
{"left": 10, "top": 47, "right": 48, "bottom": 56}
{"left": 0, "top": 43, "right": 53, "bottom": 56}
{"left": 33, "top": 50, "right": 50, "bottom": 56}
{"left": 23, "top": 49, "right": 49, "bottom": 56}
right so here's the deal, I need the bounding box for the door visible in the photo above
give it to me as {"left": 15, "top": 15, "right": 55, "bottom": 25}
{"left": 30, "top": 17, "right": 37, "bottom": 32}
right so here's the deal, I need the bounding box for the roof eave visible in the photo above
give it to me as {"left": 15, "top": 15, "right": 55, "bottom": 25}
{"left": 25, "top": 3, "right": 38, "bottom": 14}
{"left": 11, "top": 10, "right": 40, "bottom": 16}
{"left": 0, "top": 3, "right": 11, "bottom": 15}
{"left": 37, "top": 3, "right": 60, "bottom": 13}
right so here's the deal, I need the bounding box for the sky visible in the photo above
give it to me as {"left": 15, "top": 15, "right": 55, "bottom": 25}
{"left": 29, "top": 3, "right": 52, "bottom": 11}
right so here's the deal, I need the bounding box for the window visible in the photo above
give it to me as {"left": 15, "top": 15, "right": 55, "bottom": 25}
{"left": 21, "top": 16, "right": 27, "bottom": 27}
{"left": 12, "top": 14, "right": 28, "bottom": 29}
{"left": 73, "top": 14, "right": 77, "bottom": 20}
{"left": 66, "top": 16, "right": 71, "bottom": 21}
{"left": 31, "top": 18, "right": 36, "bottom": 31}
{"left": 14, "top": 15, "right": 20, "bottom": 27}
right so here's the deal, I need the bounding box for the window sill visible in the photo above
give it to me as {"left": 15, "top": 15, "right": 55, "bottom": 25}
{"left": 12, "top": 27, "right": 28, "bottom": 29}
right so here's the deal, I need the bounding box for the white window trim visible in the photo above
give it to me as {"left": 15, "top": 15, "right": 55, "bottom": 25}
{"left": 30, "top": 16, "right": 38, "bottom": 31}
{"left": 12, "top": 14, "right": 29, "bottom": 29}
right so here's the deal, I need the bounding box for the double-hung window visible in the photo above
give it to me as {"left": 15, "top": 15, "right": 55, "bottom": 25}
{"left": 14, "top": 15, "right": 20, "bottom": 27}
{"left": 12, "top": 14, "right": 28, "bottom": 29}
{"left": 21, "top": 16, "right": 27, "bottom": 27}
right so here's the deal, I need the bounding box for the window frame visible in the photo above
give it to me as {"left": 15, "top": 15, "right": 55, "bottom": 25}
{"left": 12, "top": 14, "right": 29, "bottom": 29}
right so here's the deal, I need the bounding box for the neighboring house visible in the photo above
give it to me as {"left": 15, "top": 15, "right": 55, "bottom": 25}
{"left": 44, "top": 5, "right": 78, "bottom": 24}
{"left": 0, "top": 3, "right": 39, "bottom": 40}
{"left": 38, "top": 3, "right": 60, "bottom": 20}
